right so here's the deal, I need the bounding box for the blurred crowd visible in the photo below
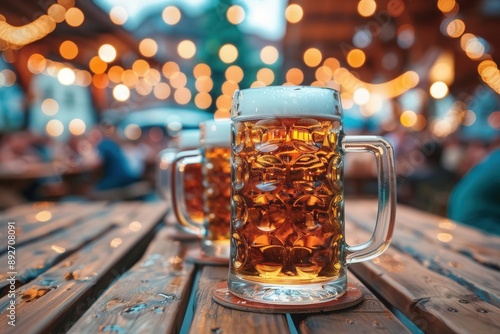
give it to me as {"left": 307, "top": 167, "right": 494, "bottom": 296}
{"left": 0, "top": 125, "right": 167, "bottom": 208}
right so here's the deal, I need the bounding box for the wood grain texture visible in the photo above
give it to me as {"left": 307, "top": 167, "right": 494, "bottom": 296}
{"left": 345, "top": 222, "right": 500, "bottom": 334}
{"left": 299, "top": 273, "right": 411, "bottom": 334}
{"left": 68, "top": 228, "right": 197, "bottom": 334}
{"left": 189, "top": 266, "right": 290, "bottom": 334}
{"left": 0, "top": 202, "right": 168, "bottom": 334}
{"left": 0, "top": 202, "right": 107, "bottom": 252}
{"left": 345, "top": 200, "right": 500, "bottom": 307}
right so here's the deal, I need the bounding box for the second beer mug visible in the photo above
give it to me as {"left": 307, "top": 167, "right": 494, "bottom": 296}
{"left": 228, "top": 86, "right": 396, "bottom": 304}
{"left": 172, "top": 120, "right": 232, "bottom": 259}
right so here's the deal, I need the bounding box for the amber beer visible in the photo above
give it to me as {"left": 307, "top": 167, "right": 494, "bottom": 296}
{"left": 231, "top": 117, "right": 344, "bottom": 283}
{"left": 203, "top": 146, "right": 232, "bottom": 243}
{"left": 229, "top": 86, "right": 396, "bottom": 305}
{"left": 172, "top": 119, "right": 233, "bottom": 258}
{"left": 183, "top": 163, "right": 204, "bottom": 222}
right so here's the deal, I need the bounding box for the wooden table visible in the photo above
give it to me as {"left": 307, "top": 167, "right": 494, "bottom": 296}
{"left": 0, "top": 199, "right": 499, "bottom": 333}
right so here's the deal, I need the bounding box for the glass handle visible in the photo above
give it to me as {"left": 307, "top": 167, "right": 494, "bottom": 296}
{"left": 156, "top": 148, "right": 177, "bottom": 202}
{"left": 342, "top": 135, "right": 396, "bottom": 264}
{"left": 170, "top": 149, "right": 204, "bottom": 237}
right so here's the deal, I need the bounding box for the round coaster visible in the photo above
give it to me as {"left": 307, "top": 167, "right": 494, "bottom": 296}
{"left": 212, "top": 281, "right": 363, "bottom": 314}
{"left": 186, "top": 248, "right": 229, "bottom": 266}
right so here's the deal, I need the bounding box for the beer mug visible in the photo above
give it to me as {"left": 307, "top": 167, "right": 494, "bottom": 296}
{"left": 157, "top": 130, "right": 203, "bottom": 225}
{"left": 228, "top": 86, "right": 396, "bottom": 304}
{"left": 172, "top": 120, "right": 232, "bottom": 258}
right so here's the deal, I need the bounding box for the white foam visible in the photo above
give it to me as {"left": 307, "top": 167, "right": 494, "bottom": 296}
{"left": 231, "top": 86, "right": 342, "bottom": 120}
{"left": 177, "top": 129, "right": 201, "bottom": 149}
{"left": 200, "top": 119, "right": 232, "bottom": 147}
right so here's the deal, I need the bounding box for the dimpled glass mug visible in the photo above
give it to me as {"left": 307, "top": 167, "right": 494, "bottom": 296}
{"left": 172, "top": 120, "right": 232, "bottom": 258}
{"left": 228, "top": 86, "right": 396, "bottom": 304}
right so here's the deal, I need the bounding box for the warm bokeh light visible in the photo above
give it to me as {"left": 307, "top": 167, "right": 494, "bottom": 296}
{"left": 41, "top": 99, "right": 59, "bottom": 116}
{"left": 303, "top": 48, "right": 322, "bottom": 67}
{"left": 178, "top": 40, "right": 196, "bottom": 59}
{"left": 195, "top": 92, "right": 212, "bottom": 109}
{"left": 446, "top": 19, "right": 465, "bottom": 38}
{"left": 122, "top": 69, "right": 139, "bottom": 87}
{"left": 286, "top": 68, "right": 304, "bottom": 85}
{"left": 89, "top": 56, "right": 107, "bottom": 74}
{"left": 437, "top": 0, "right": 456, "bottom": 13}
{"left": 57, "top": 67, "right": 75, "bottom": 85}
{"left": 193, "top": 63, "right": 211, "bottom": 78}
{"left": 353, "top": 87, "right": 370, "bottom": 105}
{"left": 464, "top": 37, "right": 485, "bottom": 59}
{"left": 136, "top": 80, "right": 152, "bottom": 96}
{"left": 59, "top": 40, "right": 78, "bottom": 60}
{"left": 108, "top": 66, "right": 124, "bottom": 83}
{"left": 315, "top": 66, "right": 333, "bottom": 83}
{"left": 429, "top": 51, "right": 454, "bottom": 85}
{"left": 225, "top": 65, "right": 244, "bottom": 83}
{"left": 260, "top": 45, "right": 279, "bottom": 65}
{"left": 227, "top": 5, "right": 245, "bottom": 25}
{"left": 462, "top": 110, "right": 476, "bottom": 126}
{"left": 124, "top": 124, "right": 141, "bottom": 140}
{"left": 219, "top": 44, "right": 238, "bottom": 63}
{"left": 65, "top": 7, "right": 84, "bottom": 27}
{"left": 92, "top": 73, "right": 109, "bottom": 89}
{"left": 221, "top": 80, "right": 239, "bottom": 96}
{"left": 488, "top": 111, "right": 500, "bottom": 130}
{"left": 400, "top": 110, "right": 417, "bottom": 127}
{"left": 69, "top": 118, "right": 86, "bottom": 136}
{"left": 28, "top": 54, "right": 47, "bottom": 74}
{"left": 58, "top": 0, "right": 75, "bottom": 9}
{"left": 113, "top": 84, "right": 130, "bottom": 101}
{"left": 412, "top": 115, "right": 427, "bottom": 131}
{"left": 216, "top": 95, "right": 232, "bottom": 110}
{"left": 162, "top": 61, "right": 180, "bottom": 79}
{"left": 169, "top": 72, "right": 187, "bottom": 88}
{"left": 48, "top": 4, "right": 66, "bottom": 23}
{"left": 250, "top": 81, "right": 266, "bottom": 88}
{"left": 46, "top": 119, "right": 64, "bottom": 137}
{"left": 98, "top": 44, "right": 117, "bottom": 63}
{"left": 144, "top": 69, "right": 161, "bottom": 86}
{"left": 430, "top": 81, "right": 449, "bottom": 99}
{"left": 139, "top": 38, "right": 158, "bottom": 57}
{"left": 174, "top": 87, "right": 192, "bottom": 105}
{"left": 347, "top": 49, "right": 366, "bottom": 68}
{"left": 132, "top": 59, "right": 150, "bottom": 77}
{"left": 323, "top": 57, "right": 340, "bottom": 73}
{"left": 35, "top": 210, "right": 52, "bottom": 222}
{"left": 162, "top": 6, "right": 181, "bottom": 25}
{"left": 195, "top": 76, "right": 213, "bottom": 92}
{"left": 154, "top": 82, "right": 171, "bottom": 100}
{"left": 75, "top": 70, "right": 92, "bottom": 87}
{"left": 358, "top": 0, "right": 377, "bottom": 17}
{"left": 256, "top": 68, "right": 275, "bottom": 85}
{"left": 285, "top": 4, "right": 303, "bottom": 24}
{"left": 110, "top": 6, "right": 128, "bottom": 25}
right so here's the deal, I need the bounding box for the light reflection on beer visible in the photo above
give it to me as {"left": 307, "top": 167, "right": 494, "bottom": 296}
{"left": 231, "top": 117, "right": 344, "bottom": 284}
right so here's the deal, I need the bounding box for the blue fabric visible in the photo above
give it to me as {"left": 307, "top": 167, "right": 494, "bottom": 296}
{"left": 448, "top": 149, "right": 500, "bottom": 235}
{"left": 94, "top": 138, "right": 140, "bottom": 191}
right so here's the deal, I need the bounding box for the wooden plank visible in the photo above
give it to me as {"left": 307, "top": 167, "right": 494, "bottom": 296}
{"left": 68, "top": 228, "right": 197, "bottom": 334}
{"left": 345, "top": 201, "right": 500, "bottom": 307}
{"left": 0, "top": 202, "right": 142, "bottom": 295}
{"left": 0, "top": 202, "right": 108, "bottom": 252}
{"left": 0, "top": 201, "right": 83, "bottom": 227}
{"left": 345, "top": 222, "right": 500, "bottom": 334}
{"left": 299, "top": 273, "right": 411, "bottom": 334}
{"left": 348, "top": 199, "right": 500, "bottom": 269}
{"left": 189, "top": 266, "right": 290, "bottom": 334}
{"left": 0, "top": 202, "right": 168, "bottom": 334}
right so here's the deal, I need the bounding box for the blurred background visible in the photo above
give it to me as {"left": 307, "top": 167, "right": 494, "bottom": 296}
{"left": 0, "top": 0, "right": 499, "bottom": 218}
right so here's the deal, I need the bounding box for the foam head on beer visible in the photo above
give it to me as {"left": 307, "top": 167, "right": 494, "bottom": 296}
{"left": 200, "top": 119, "right": 232, "bottom": 148}
{"left": 231, "top": 86, "right": 342, "bottom": 119}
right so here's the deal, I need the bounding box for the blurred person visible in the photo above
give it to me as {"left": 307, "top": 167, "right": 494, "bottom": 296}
{"left": 448, "top": 141, "right": 500, "bottom": 235}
